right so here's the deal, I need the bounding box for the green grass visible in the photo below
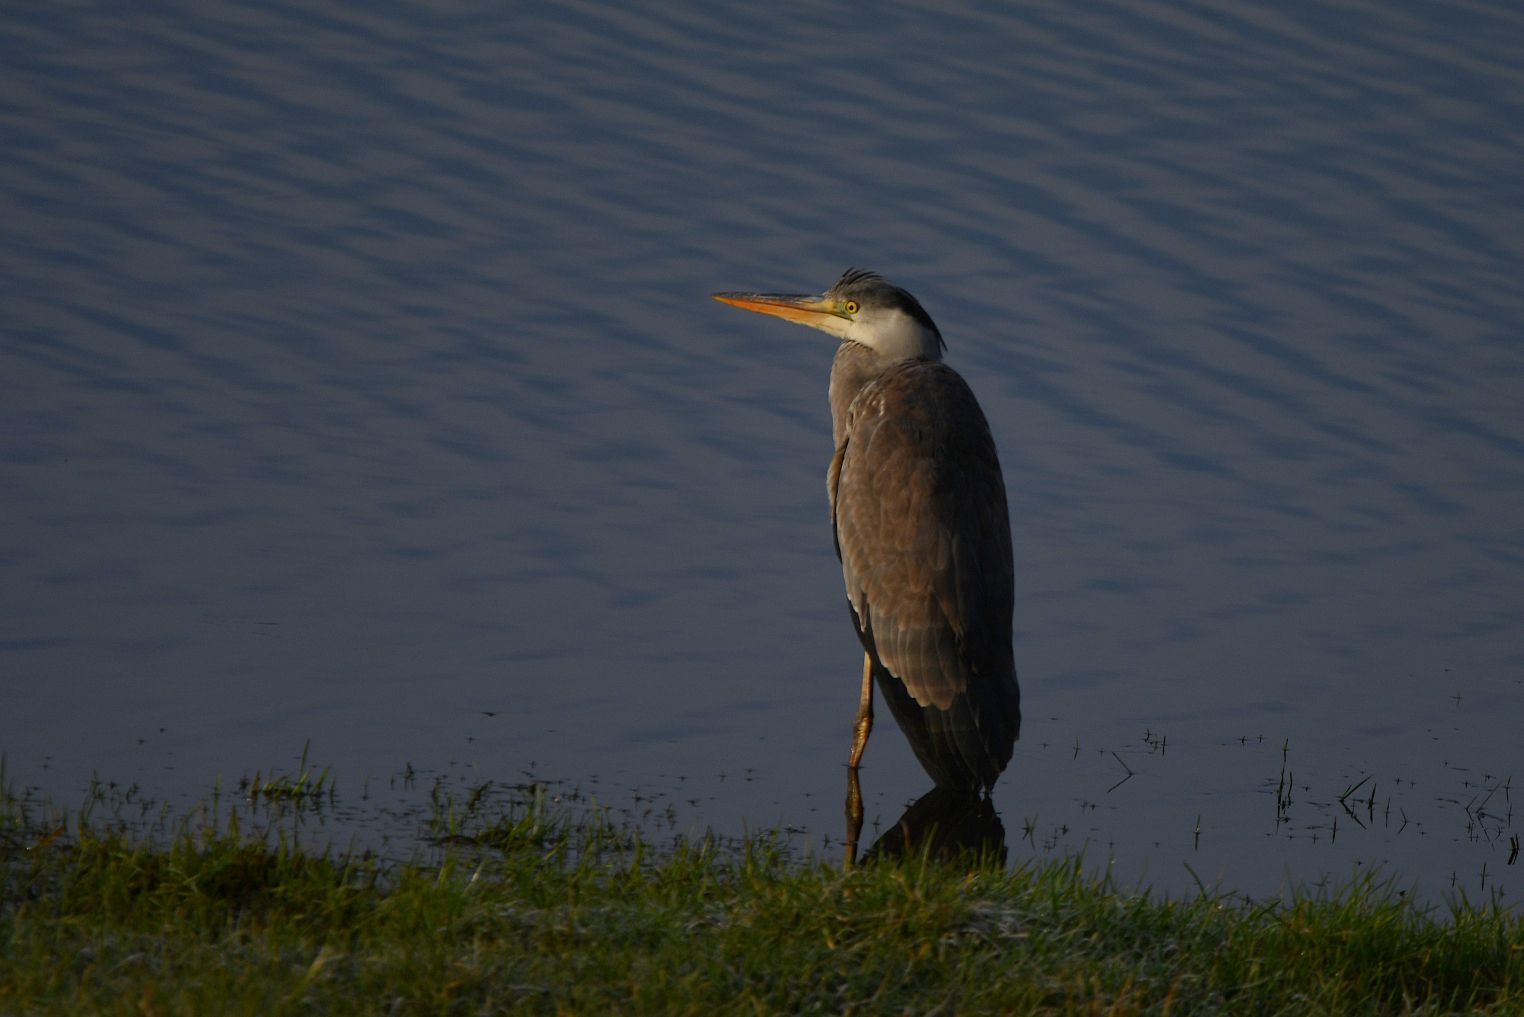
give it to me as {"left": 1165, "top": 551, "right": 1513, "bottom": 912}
{"left": 2, "top": 773, "right": 1520, "bottom": 1016}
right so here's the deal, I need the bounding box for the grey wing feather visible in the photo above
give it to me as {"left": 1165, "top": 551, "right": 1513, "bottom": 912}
{"left": 830, "top": 362, "right": 1020, "bottom": 790}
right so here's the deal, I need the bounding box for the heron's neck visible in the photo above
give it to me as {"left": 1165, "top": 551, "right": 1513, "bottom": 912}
{"left": 828, "top": 341, "right": 891, "bottom": 447}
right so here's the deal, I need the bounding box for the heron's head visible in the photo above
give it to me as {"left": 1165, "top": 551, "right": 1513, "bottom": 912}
{"left": 712, "top": 268, "right": 945, "bottom": 362}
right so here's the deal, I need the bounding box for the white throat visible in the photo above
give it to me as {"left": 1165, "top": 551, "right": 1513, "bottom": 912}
{"left": 832, "top": 306, "right": 943, "bottom": 362}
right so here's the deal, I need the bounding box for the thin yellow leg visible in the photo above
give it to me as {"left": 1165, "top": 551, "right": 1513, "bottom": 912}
{"left": 844, "top": 653, "right": 873, "bottom": 871}
{"left": 848, "top": 652, "right": 874, "bottom": 769}
{"left": 844, "top": 763, "right": 863, "bottom": 871}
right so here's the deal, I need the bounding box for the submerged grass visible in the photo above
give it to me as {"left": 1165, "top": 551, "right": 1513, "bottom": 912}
{"left": 2, "top": 773, "right": 1521, "bottom": 1016}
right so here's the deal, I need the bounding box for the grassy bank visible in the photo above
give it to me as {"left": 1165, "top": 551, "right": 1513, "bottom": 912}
{"left": 2, "top": 775, "right": 1520, "bottom": 1015}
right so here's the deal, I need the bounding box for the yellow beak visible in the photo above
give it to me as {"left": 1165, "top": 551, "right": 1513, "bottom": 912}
{"left": 711, "top": 291, "right": 849, "bottom": 326}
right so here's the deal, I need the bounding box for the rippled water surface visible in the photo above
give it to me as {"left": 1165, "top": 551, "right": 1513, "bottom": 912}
{"left": 4, "top": 1, "right": 1522, "bottom": 903}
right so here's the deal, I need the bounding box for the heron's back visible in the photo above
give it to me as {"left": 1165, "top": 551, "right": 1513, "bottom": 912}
{"left": 828, "top": 353, "right": 1020, "bottom": 790}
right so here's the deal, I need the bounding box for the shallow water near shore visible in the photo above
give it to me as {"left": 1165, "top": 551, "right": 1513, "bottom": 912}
{"left": 3, "top": 1, "right": 1522, "bottom": 905}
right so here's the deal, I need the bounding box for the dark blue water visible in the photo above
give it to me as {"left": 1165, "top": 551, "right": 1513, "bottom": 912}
{"left": 3, "top": 1, "right": 1522, "bottom": 904}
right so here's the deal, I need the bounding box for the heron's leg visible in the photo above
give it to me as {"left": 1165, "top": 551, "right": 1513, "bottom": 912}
{"left": 848, "top": 652, "right": 874, "bottom": 769}
{"left": 844, "top": 653, "right": 873, "bottom": 870}
{"left": 844, "top": 763, "right": 863, "bottom": 871}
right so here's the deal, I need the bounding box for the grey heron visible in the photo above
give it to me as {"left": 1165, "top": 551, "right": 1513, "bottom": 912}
{"left": 712, "top": 269, "right": 1020, "bottom": 795}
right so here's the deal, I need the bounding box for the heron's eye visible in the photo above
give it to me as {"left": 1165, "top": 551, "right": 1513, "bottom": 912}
{"left": 844, "top": 300, "right": 860, "bottom": 315}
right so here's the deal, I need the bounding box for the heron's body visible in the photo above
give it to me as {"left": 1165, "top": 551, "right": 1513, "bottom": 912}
{"left": 713, "top": 269, "right": 1020, "bottom": 793}
{"left": 829, "top": 342, "right": 1019, "bottom": 789}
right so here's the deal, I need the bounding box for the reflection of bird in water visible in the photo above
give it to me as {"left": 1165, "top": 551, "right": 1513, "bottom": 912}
{"left": 713, "top": 270, "right": 1021, "bottom": 797}
{"left": 862, "top": 786, "right": 1006, "bottom": 866}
